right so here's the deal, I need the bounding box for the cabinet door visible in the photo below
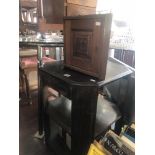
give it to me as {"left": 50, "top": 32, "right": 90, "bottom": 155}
{"left": 43, "top": 0, "right": 64, "bottom": 24}
{"left": 64, "top": 15, "right": 112, "bottom": 79}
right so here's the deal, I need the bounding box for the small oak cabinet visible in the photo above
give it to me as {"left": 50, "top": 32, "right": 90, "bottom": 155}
{"left": 64, "top": 14, "right": 112, "bottom": 80}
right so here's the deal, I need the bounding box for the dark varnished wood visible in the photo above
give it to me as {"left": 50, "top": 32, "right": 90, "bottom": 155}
{"left": 39, "top": 67, "right": 98, "bottom": 155}
{"left": 64, "top": 14, "right": 112, "bottom": 80}
{"left": 43, "top": 0, "right": 64, "bottom": 24}
{"left": 38, "top": 0, "right": 97, "bottom": 24}
{"left": 66, "top": 3, "right": 96, "bottom": 16}
{"left": 39, "top": 58, "right": 132, "bottom": 90}
{"left": 66, "top": 0, "right": 97, "bottom": 7}
{"left": 19, "top": 41, "right": 64, "bottom": 48}
{"left": 38, "top": 57, "right": 132, "bottom": 155}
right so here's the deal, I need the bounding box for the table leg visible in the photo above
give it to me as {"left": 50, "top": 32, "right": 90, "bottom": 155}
{"left": 38, "top": 73, "right": 44, "bottom": 135}
{"left": 71, "top": 85, "right": 98, "bottom": 155}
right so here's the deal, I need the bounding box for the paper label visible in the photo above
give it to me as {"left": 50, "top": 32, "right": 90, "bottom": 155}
{"left": 96, "top": 22, "right": 101, "bottom": 26}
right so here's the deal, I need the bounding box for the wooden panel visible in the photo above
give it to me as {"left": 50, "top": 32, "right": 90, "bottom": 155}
{"left": 69, "top": 20, "right": 95, "bottom": 73}
{"left": 67, "top": 0, "right": 97, "bottom": 7}
{"left": 64, "top": 14, "right": 112, "bottom": 80}
{"left": 66, "top": 3, "right": 96, "bottom": 16}
{"left": 38, "top": 19, "right": 63, "bottom": 32}
{"left": 72, "top": 31, "right": 92, "bottom": 58}
{"left": 43, "top": 0, "right": 64, "bottom": 24}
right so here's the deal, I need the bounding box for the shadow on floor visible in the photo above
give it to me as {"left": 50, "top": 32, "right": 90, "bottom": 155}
{"left": 19, "top": 91, "right": 56, "bottom": 155}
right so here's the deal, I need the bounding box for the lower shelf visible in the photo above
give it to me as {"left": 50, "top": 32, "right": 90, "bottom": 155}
{"left": 46, "top": 119, "right": 71, "bottom": 155}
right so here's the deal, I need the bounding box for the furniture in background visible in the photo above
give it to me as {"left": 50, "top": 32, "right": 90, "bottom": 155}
{"left": 19, "top": 0, "right": 64, "bottom": 33}
{"left": 114, "top": 49, "right": 135, "bottom": 68}
{"left": 110, "top": 20, "right": 135, "bottom": 68}
{"left": 103, "top": 72, "right": 135, "bottom": 134}
{"left": 19, "top": 0, "right": 38, "bottom": 32}
{"left": 37, "top": 0, "right": 97, "bottom": 32}
{"left": 19, "top": 40, "right": 64, "bottom": 104}
{"left": 38, "top": 57, "right": 133, "bottom": 155}
{"left": 19, "top": 49, "right": 38, "bottom": 103}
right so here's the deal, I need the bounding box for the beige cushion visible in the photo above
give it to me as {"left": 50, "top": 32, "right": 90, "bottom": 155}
{"left": 19, "top": 49, "right": 37, "bottom": 57}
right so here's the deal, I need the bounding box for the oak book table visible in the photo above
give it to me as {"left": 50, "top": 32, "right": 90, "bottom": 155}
{"left": 37, "top": 57, "right": 132, "bottom": 155}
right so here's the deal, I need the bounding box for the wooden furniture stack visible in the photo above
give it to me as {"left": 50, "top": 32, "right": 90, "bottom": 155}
{"left": 37, "top": 0, "right": 97, "bottom": 32}
{"left": 36, "top": 13, "right": 129, "bottom": 155}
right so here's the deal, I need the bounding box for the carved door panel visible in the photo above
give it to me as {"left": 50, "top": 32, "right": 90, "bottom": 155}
{"left": 69, "top": 19, "right": 100, "bottom": 76}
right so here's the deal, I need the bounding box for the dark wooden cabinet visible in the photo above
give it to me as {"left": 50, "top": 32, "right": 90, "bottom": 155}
{"left": 64, "top": 14, "right": 112, "bottom": 80}
{"left": 42, "top": 0, "right": 64, "bottom": 24}
{"left": 41, "top": 0, "right": 97, "bottom": 22}
{"left": 19, "top": 0, "right": 97, "bottom": 32}
{"left": 37, "top": 0, "right": 97, "bottom": 32}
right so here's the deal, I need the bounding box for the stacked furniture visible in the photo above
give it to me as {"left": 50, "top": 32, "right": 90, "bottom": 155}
{"left": 37, "top": 14, "right": 133, "bottom": 155}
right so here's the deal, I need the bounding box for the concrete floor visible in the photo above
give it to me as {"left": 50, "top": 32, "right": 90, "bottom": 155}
{"left": 19, "top": 91, "right": 56, "bottom": 155}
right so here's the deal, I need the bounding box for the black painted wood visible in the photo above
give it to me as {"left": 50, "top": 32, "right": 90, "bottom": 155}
{"left": 39, "top": 66, "right": 98, "bottom": 155}
{"left": 38, "top": 58, "right": 132, "bottom": 155}
{"left": 19, "top": 41, "right": 64, "bottom": 48}
{"left": 71, "top": 85, "right": 98, "bottom": 154}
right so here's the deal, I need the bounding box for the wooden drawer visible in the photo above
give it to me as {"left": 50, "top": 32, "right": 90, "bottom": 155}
{"left": 66, "top": 0, "right": 97, "bottom": 7}
{"left": 66, "top": 3, "right": 96, "bottom": 16}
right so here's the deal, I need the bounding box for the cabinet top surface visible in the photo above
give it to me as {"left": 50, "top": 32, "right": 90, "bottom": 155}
{"left": 39, "top": 57, "right": 133, "bottom": 87}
